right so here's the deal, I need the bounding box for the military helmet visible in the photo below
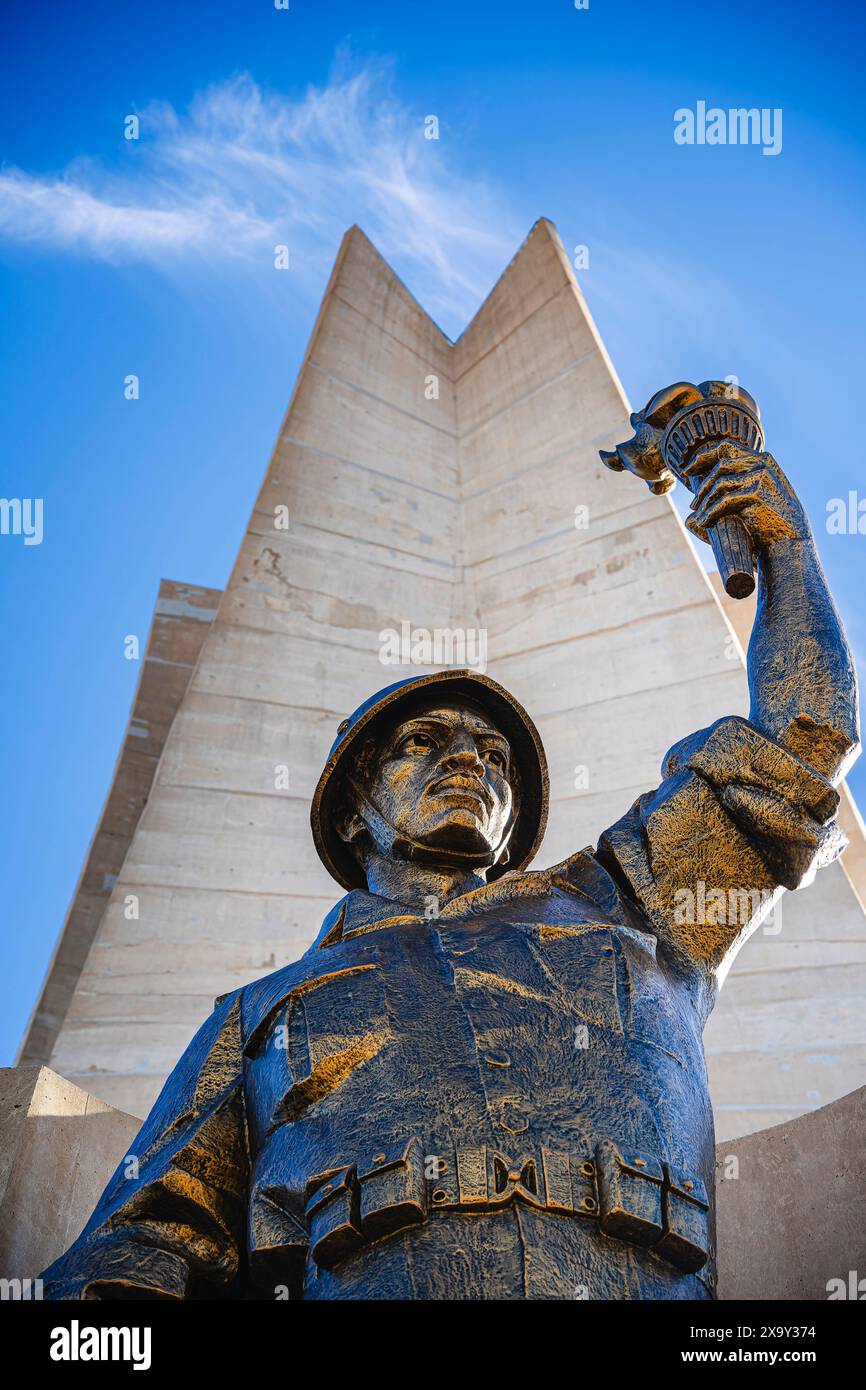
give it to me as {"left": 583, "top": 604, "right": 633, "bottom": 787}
{"left": 310, "top": 669, "right": 549, "bottom": 891}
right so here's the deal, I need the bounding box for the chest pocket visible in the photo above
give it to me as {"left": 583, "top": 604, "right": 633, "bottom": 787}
{"left": 531, "top": 924, "right": 624, "bottom": 1035}
{"left": 247, "top": 963, "right": 393, "bottom": 1131}
{"left": 617, "top": 929, "right": 699, "bottom": 1068}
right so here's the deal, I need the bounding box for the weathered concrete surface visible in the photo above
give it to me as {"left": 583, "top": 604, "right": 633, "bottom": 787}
{"left": 716, "top": 1084, "right": 866, "bottom": 1300}
{"left": 17, "top": 581, "right": 220, "bottom": 1071}
{"left": 0, "top": 1067, "right": 138, "bottom": 1282}
{"left": 30, "top": 220, "right": 866, "bottom": 1137}
{"left": 705, "top": 573, "right": 866, "bottom": 1139}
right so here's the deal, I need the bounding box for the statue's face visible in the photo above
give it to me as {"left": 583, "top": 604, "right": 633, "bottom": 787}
{"left": 359, "top": 701, "right": 515, "bottom": 861}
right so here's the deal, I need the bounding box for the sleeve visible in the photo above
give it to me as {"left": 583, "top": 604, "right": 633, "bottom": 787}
{"left": 40, "top": 991, "right": 248, "bottom": 1300}
{"left": 595, "top": 715, "right": 846, "bottom": 981}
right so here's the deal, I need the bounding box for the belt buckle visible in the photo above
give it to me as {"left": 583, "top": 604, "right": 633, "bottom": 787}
{"left": 487, "top": 1149, "right": 545, "bottom": 1209}
{"left": 434, "top": 1145, "right": 547, "bottom": 1211}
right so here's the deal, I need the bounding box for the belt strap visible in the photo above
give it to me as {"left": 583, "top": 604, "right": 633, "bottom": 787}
{"left": 304, "top": 1136, "right": 710, "bottom": 1277}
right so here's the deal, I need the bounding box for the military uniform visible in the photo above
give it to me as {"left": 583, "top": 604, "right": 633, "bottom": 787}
{"left": 42, "top": 677, "right": 843, "bottom": 1301}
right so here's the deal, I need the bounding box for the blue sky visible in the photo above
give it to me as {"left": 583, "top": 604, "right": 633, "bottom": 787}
{"left": 2, "top": 0, "right": 865, "bottom": 1065}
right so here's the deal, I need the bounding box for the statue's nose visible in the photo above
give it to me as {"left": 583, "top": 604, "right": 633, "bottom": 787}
{"left": 441, "top": 739, "right": 485, "bottom": 775}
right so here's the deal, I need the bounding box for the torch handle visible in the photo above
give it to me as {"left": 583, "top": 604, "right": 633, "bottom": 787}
{"left": 708, "top": 515, "right": 755, "bottom": 600}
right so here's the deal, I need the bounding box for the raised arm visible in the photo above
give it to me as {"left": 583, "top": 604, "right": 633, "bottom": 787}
{"left": 686, "top": 442, "right": 860, "bottom": 783}
{"left": 596, "top": 444, "right": 859, "bottom": 982}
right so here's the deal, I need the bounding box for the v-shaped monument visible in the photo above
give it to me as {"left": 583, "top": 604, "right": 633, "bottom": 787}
{"left": 19, "top": 219, "right": 866, "bottom": 1143}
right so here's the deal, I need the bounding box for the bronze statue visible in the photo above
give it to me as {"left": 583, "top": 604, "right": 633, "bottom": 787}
{"left": 42, "top": 383, "right": 859, "bottom": 1300}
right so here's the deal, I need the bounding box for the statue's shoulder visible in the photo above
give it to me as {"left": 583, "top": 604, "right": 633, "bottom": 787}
{"left": 237, "top": 897, "right": 353, "bottom": 1051}
{"left": 545, "top": 846, "right": 630, "bottom": 916}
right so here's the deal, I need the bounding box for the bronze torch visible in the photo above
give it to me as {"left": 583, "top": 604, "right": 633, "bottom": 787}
{"left": 600, "top": 380, "right": 763, "bottom": 599}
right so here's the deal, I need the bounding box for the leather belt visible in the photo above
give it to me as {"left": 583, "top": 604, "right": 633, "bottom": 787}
{"left": 304, "top": 1136, "right": 710, "bottom": 1277}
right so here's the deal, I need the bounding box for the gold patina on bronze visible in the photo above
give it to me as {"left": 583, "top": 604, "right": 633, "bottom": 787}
{"left": 42, "top": 383, "right": 860, "bottom": 1301}
{"left": 601, "top": 380, "right": 764, "bottom": 598}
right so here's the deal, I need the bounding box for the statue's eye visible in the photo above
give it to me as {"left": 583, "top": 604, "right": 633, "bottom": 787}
{"left": 400, "top": 732, "right": 437, "bottom": 754}
{"left": 483, "top": 747, "right": 507, "bottom": 771}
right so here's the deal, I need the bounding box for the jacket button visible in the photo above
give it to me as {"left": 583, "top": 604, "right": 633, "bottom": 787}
{"left": 484, "top": 1050, "right": 511, "bottom": 1068}
{"left": 498, "top": 1101, "right": 529, "bottom": 1134}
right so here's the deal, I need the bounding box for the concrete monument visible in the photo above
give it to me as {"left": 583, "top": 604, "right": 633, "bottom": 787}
{"left": 40, "top": 387, "right": 860, "bottom": 1298}
{"left": 20, "top": 224, "right": 866, "bottom": 1144}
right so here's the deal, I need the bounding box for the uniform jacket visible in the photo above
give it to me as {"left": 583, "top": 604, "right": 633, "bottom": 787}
{"left": 42, "top": 716, "right": 842, "bottom": 1300}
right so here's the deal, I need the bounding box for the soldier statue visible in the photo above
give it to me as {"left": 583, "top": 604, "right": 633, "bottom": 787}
{"left": 42, "top": 408, "right": 859, "bottom": 1300}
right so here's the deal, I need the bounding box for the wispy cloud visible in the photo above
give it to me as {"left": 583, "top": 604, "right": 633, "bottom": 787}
{"left": 0, "top": 56, "right": 520, "bottom": 332}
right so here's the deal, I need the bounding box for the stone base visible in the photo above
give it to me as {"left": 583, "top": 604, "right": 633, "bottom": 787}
{"left": 715, "top": 1083, "right": 866, "bottom": 1300}
{"left": 0, "top": 1066, "right": 138, "bottom": 1284}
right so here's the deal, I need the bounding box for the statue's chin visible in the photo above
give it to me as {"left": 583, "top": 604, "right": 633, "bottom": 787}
{"left": 416, "top": 811, "right": 496, "bottom": 857}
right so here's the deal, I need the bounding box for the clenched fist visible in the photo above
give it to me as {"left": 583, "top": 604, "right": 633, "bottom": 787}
{"left": 685, "top": 442, "right": 809, "bottom": 553}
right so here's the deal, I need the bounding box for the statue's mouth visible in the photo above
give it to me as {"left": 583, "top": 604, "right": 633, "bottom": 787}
{"left": 426, "top": 774, "right": 492, "bottom": 812}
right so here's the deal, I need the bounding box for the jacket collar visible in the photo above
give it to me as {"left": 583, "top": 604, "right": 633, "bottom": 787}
{"left": 312, "top": 865, "right": 567, "bottom": 950}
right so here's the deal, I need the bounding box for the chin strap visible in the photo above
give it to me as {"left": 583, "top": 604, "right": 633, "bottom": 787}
{"left": 347, "top": 777, "right": 514, "bottom": 872}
